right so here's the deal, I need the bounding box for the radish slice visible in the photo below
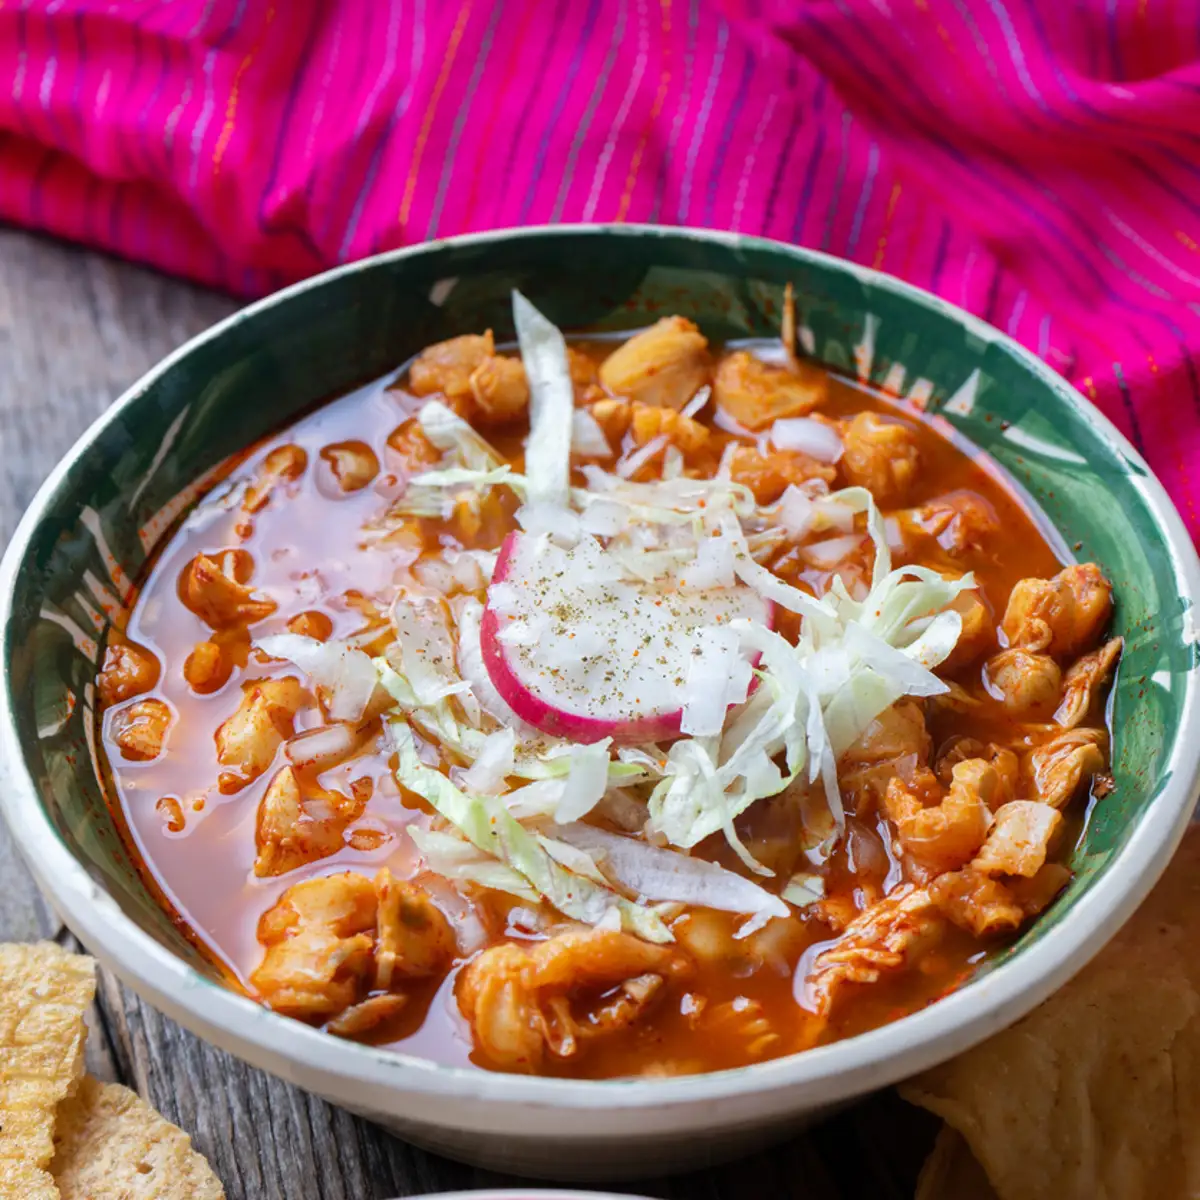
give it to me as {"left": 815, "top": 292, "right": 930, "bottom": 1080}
{"left": 481, "top": 532, "right": 772, "bottom": 745}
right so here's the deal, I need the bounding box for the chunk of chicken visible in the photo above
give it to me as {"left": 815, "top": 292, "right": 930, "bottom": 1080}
{"left": 905, "top": 491, "right": 999, "bottom": 557}
{"left": 586, "top": 399, "right": 712, "bottom": 460}
{"left": 930, "top": 860, "right": 1070, "bottom": 937}
{"left": 326, "top": 993, "right": 409, "bottom": 1038}
{"left": 320, "top": 440, "right": 379, "bottom": 493}
{"left": 374, "top": 869, "right": 455, "bottom": 988}
{"left": 839, "top": 412, "right": 921, "bottom": 505}
{"left": 970, "top": 801, "right": 1062, "bottom": 877}
{"left": 1054, "top": 636, "right": 1122, "bottom": 728}
{"left": 1001, "top": 563, "right": 1112, "bottom": 657}
{"left": 251, "top": 873, "right": 377, "bottom": 1018}
{"left": 984, "top": 648, "right": 1062, "bottom": 717}
{"left": 456, "top": 927, "right": 686, "bottom": 1071}
{"left": 386, "top": 419, "right": 442, "bottom": 475}
{"left": 927, "top": 867, "right": 1023, "bottom": 936}
{"left": 179, "top": 551, "right": 276, "bottom": 630}
{"left": 469, "top": 354, "right": 530, "bottom": 425}
{"left": 599, "top": 317, "right": 710, "bottom": 411}
{"left": 215, "top": 677, "right": 309, "bottom": 793}
{"left": 630, "top": 404, "right": 712, "bottom": 456}
{"left": 712, "top": 350, "right": 826, "bottom": 431}
{"left": 805, "top": 886, "right": 943, "bottom": 1015}
{"left": 253, "top": 765, "right": 360, "bottom": 877}
{"left": 97, "top": 638, "right": 161, "bottom": 706}
{"left": 1026, "top": 728, "right": 1108, "bottom": 809}
{"left": 883, "top": 761, "right": 995, "bottom": 875}
{"left": 934, "top": 739, "right": 1018, "bottom": 809}
{"left": 408, "top": 332, "right": 494, "bottom": 401}
{"left": 242, "top": 444, "right": 308, "bottom": 516}
{"left": 728, "top": 445, "right": 838, "bottom": 505}
{"left": 111, "top": 698, "right": 172, "bottom": 762}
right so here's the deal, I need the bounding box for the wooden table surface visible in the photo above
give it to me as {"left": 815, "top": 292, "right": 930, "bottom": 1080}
{"left": 0, "top": 227, "right": 940, "bottom": 1200}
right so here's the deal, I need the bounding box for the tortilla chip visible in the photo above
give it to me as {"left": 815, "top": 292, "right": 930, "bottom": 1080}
{"left": 915, "top": 1126, "right": 998, "bottom": 1200}
{"left": 903, "top": 826, "right": 1200, "bottom": 1200}
{"left": 0, "top": 942, "right": 96, "bottom": 1199}
{"left": 50, "top": 1076, "right": 225, "bottom": 1199}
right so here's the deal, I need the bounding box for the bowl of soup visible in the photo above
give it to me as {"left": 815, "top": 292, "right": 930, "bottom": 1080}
{"left": 2, "top": 226, "right": 1198, "bottom": 1179}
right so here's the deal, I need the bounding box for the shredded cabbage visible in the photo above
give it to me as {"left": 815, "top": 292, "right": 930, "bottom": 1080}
{"left": 514, "top": 290, "right": 574, "bottom": 512}
{"left": 391, "top": 721, "right": 671, "bottom": 942}
{"left": 550, "top": 822, "right": 788, "bottom": 934}
{"left": 255, "top": 634, "right": 376, "bottom": 721}
{"left": 408, "top": 826, "right": 540, "bottom": 903}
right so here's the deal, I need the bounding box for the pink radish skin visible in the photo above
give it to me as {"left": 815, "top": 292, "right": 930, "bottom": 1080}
{"left": 480, "top": 532, "right": 772, "bottom": 746}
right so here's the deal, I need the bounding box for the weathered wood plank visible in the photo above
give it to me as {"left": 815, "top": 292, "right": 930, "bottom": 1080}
{"left": 0, "top": 228, "right": 932, "bottom": 1199}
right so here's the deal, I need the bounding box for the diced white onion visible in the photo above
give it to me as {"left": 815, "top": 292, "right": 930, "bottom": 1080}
{"left": 571, "top": 409, "right": 613, "bottom": 458}
{"left": 802, "top": 533, "right": 865, "bottom": 568}
{"left": 770, "top": 417, "right": 844, "bottom": 463}
{"left": 616, "top": 434, "right": 669, "bottom": 479}
{"left": 255, "top": 634, "right": 377, "bottom": 722}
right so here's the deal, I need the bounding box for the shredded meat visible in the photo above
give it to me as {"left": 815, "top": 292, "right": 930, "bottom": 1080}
{"left": 728, "top": 444, "right": 838, "bottom": 504}
{"left": 253, "top": 765, "right": 362, "bottom": 877}
{"left": 111, "top": 698, "right": 172, "bottom": 762}
{"left": 905, "top": 491, "right": 999, "bottom": 557}
{"left": 1026, "top": 728, "right": 1108, "bottom": 809}
{"left": 806, "top": 886, "right": 944, "bottom": 1015}
{"left": 599, "top": 316, "right": 711, "bottom": 411}
{"left": 251, "top": 873, "right": 378, "bottom": 1018}
{"left": 215, "top": 677, "right": 309, "bottom": 793}
{"left": 970, "top": 800, "right": 1062, "bottom": 877}
{"left": 456, "top": 927, "right": 687, "bottom": 1071}
{"left": 712, "top": 349, "right": 826, "bottom": 430}
{"left": 1001, "top": 563, "right": 1112, "bottom": 657}
{"left": 934, "top": 739, "right": 1018, "bottom": 810}
{"left": 883, "top": 761, "right": 995, "bottom": 875}
{"left": 930, "top": 860, "right": 1071, "bottom": 936}
{"left": 728, "top": 445, "right": 838, "bottom": 504}
{"left": 1055, "top": 636, "right": 1123, "bottom": 728}
{"left": 179, "top": 550, "right": 276, "bottom": 629}
{"left": 374, "top": 869, "right": 455, "bottom": 988}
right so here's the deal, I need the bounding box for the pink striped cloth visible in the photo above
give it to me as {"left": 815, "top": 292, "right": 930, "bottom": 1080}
{"left": 3, "top": 1, "right": 1200, "bottom": 537}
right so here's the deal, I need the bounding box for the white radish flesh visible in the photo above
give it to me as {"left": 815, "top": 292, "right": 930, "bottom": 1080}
{"left": 480, "top": 531, "right": 772, "bottom": 744}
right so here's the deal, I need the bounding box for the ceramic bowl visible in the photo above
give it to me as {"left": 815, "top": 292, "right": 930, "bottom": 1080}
{"left": 3, "top": 226, "right": 1199, "bottom": 1181}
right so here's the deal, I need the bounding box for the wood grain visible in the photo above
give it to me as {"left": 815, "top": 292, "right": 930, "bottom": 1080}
{"left": 0, "top": 227, "right": 934, "bottom": 1199}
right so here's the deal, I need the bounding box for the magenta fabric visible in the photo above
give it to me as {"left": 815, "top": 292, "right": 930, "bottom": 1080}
{"left": 3, "top": 2, "right": 1200, "bottom": 538}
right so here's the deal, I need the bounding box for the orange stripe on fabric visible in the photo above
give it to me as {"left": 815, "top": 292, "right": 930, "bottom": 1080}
{"left": 213, "top": 5, "right": 277, "bottom": 174}
{"left": 399, "top": 2, "right": 473, "bottom": 228}
{"left": 871, "top": 182, "right": 903, "bottom": 270}
{"left": 914, "top": 0, "right": 958, "bottom": 56}
{"left": 615, "top": 0, "right": 672, "bottom": 222}
{"left": 1176, "top": 229, "right": 1200, "bottom": 252}
{"left": 1080, "top": 376, "right": 1097, "bottom": 402}
{"left": 459, "top": 0, "right": 540, "bottom": 228}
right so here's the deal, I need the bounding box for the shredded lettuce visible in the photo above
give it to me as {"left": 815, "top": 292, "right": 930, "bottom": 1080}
{"left": 513, "top": 290, "right": 574, "bottom": 512}
{"left": 254, "top": 634, "right": 376, "bottom": 721}
{"left": 418, "top": 399, "right": 505, "bottom": 471}
{"left": 550, "top": 822, "right": 788, "bottom": 934}
{"left": 408, "top": 826, "right": 540, "bottom": 903}
{"left": 390, "top": 721, "right": 671, "bottom": 943}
